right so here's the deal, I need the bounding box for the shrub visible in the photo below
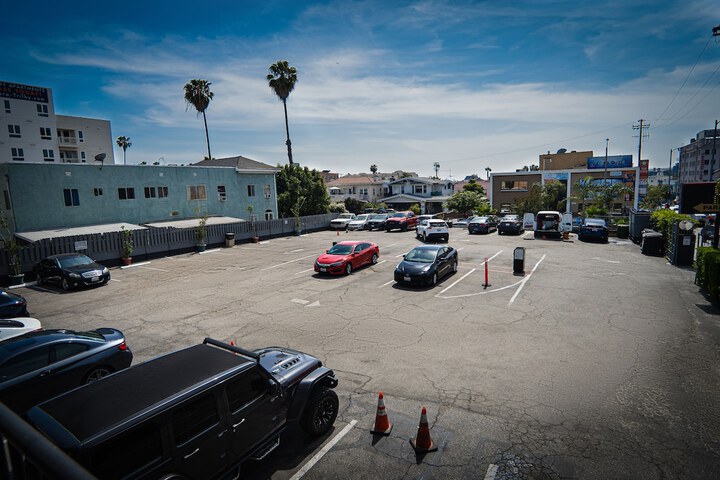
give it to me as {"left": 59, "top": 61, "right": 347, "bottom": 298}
{"left": 409, "top": 203, "right": 421, "bottom": 215}
{"left": 695, "top": 247, "right": 720, "bottom": 300}
{"left": 650, "top": 210, "right": 694, "bottom": 239}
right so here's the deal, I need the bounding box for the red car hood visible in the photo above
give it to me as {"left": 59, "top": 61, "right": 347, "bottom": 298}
{"left": 316, "top": 253, "right": 350, "bottom": 264}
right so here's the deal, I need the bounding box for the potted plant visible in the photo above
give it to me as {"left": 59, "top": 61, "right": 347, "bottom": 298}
{"left": 291, "top": 196, "right": 305, "bottom": 236}
{"left": 197, "top": 214, "right": 208, "bottom": 252}
{"left": 247, "top": 205, "right": 260, "bottom": 243}
{"left": 0, "top": 213, "right": 23, "bottom": 285}
{"left": 120, "top": 226, "right": 133, "bottom": 265}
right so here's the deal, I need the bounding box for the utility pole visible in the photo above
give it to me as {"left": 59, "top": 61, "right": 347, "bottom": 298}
{"left": 710, "top": 119, "right": 718, "bottom": 181}
{"left": 604, "top": 138, "right": 609, "bottom": 186}
{"left": 633, "top": 119, "right": 650, "bottom": 167}
{"left": 433, "top": 162, "right": 440, "bottom": 179}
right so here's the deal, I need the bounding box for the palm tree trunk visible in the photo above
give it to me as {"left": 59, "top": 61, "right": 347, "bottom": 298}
{"left": 202, "top": 111, "right": 212, "bottom": 160}
{"left": 283, "top": 99, "right": 293, "bottom": 165}
{"left": 123, "top": 148, "right": 126, "bottom": 165}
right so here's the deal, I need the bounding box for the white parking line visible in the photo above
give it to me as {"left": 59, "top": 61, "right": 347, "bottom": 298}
{"left": 438, "top": 268, "right": 476, "bottom": 295}
{"left": 378, "top": 279, "right": 395, "bottom": 288}
{"left": 295, "top": 268, "right": 315, "bottom": 275}
{"left": 484, "top": 463, "right": 499, "bottom": 480}
{"left": 508, "top": 254, "right": 546, "bottom": 305}
{"left": 290, "top": 420, "right": 358, "bottom": 480}
{"left": 262, "top": 254, "right": 317, "bottom": 270}
{"left": 394, "top": 251, "right": 409, "bottom": 258}
{"left": 137, "top": 266, "right": 169, "bottom": 272}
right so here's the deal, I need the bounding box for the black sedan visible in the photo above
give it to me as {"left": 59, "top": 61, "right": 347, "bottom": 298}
{"left": 0, "top": 289, "right": 29, "bottom": 318}
{"left": 468, "top": 215, "right": 499, "bottom": 234}
{"left": 497, "top": 215, "right": 524, "bottom": 235}
{"left": 0, "top": 328, "right": 132, "bottom": 414}
{"left": 394, "top": 245, "right": 458, "bottom": 286}
{"left": 34, "top": 253, "right": 110, "bottom": 291}
{"left": 578, "top": 218, "right": 609, "bottom": 243}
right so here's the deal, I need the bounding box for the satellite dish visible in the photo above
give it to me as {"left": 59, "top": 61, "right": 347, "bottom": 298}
{"left": 556, "top": 148, "right": 567, "bottom": 154}
{"left": 679, "top": 220, "right": 694, "bottom": 231}
{"left": 94, "top": 153, "right": 106, "bottom": 162}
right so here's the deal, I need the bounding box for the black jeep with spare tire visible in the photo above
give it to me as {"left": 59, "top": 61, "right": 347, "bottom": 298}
{"left": 26, "top": 338, "right": 339, "bottom": 480}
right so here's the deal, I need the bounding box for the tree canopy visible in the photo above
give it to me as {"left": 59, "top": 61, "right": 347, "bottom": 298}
{"left": 462, "top": 179, "right": 485, "bottom": 196}
{"left": 445, "top": 190, "right": 485, "bottom": 216}
{"left": 275, "top": 164, "right": 330, "bottom": 217}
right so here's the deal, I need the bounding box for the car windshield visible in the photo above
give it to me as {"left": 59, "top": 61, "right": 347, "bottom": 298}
{"left": 338, "top": 214, "right": 354, "bottom": 219}
{"left": 585, "top": 219, "right": 606, "bottom": 227}
{"left": 327, "top": 244, "right": 354, "bottom": 255}
{"left": 58, "top": 255, "right": 94, "bottom": 268}
{"left": 370, "top": 214, "right": 387, "bottom": 220}
{"left": 503, "top": 216, "right": 519, "bottom": 221}
{"left": 428, "top": 220, "right": 446, "bottom": 227}
{"left": 471, "top": 217, "right": 488, "bottom": 223}
{"left": 390, "top": 213, "right": 407, "bottom": 218}
{"left": 353, "top": 214, "right": 369, "bottom": 221}
{"left": 404, "top": 248, "right": 437, "bottom": 263}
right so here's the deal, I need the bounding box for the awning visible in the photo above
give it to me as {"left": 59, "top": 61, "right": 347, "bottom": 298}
{"left": 16, "top": 223, "right": 147, "bottom": 243}
{"left": 143, "top": 216, "right": 245, "bottom": 229}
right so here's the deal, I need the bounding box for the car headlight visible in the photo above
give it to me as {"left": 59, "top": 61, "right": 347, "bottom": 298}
{"left": 68, "top": 272, "right": 82, "bottom": 279}
{"left": 330, "top": 261, "right": 344, "bottom": 267}
{"left": 102, "top": 267, "right": 109, "bottom": 274}
{"left": 395, "top": 264, "right": 403, "bottom": 272}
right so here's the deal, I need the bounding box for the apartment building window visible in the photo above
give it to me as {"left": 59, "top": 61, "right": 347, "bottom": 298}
{"left": 63, "top": 188, "right": 80, "bottom": 207}
{"left": 247, "top": 185, "right": 256, "bottom": 197}
{"left": 413, "top": 185, "right": 425, "bottom": 194}
{"left": 40, "top": 127, "right": 52, "bottom": 139}
{"left": 187, "top": 185, "right": 206, "bottom": 201}
{"left": 264, "top": 184, "right": 271, "bottom": 198}
{"left": 11, "top": 148, "right": 24, "bottom": 161}
{"left": 3, "top": 100, "right": 10, "bottom": 113}
{"left": 158, "top": 186, "right": 168, "bottom": 198}
{"left": 93, "top": 188, "right": 103, "bottom": 196}
{"left": 36, "top": 104, "right": 48, "bottom": 117}
{"left": 265, "top": 210, "right": 274, "bottom": 220}
{"left": 78, "top": 131, "right": 84, "bottom": 142}
{"left": 80, "top": 152, "right": 86, "bottom": 161}
{"left": 500, "top": 181, "right": 529, "bottom": 191}
{"left": 43, "top": 149, "right": 55, "bottom": 161}
{"left": 359, "top": 188, "right": 368, "bottom": 195}
{"left": 218, "top": 186, "right": 226, "bottom": 201}
{"left": 7, "top": 125, "right": 20, "bottom": 138}
{"left": 118, "top": 187, "right": 135, "bottom": 200}
{"left": 144, "top": 187, "right": 157, "bottom": 198}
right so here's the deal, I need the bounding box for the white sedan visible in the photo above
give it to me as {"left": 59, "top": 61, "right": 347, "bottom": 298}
{"left": 330, "top": 213, "right": 357, "bottom": 230}
{"left": 416, "top": 219, "right": 450, "bottom": 242}
{"left": 0, "top": 317, "right": 42, "bottom": 341}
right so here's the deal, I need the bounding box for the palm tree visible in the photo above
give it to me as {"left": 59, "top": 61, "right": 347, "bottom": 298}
{"left": 267, "top": 61, "right": 298, "bottom": 165}
{"left": 370, "top": 164, "right": 378, "bottom": 175}
{"left": 183, "top": 79, "right": 214, "bottom": 161}
{"left": 116, "top": 136, "right": 132, "bottom": 165}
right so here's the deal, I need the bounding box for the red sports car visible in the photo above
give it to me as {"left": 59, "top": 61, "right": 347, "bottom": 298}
{"left": 314, "top": 241, "right": 380, "bottom": 275}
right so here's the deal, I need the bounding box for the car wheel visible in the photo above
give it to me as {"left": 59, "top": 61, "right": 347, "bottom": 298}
{"left": 84, "top": 366, "right": 113, "bottom": 384}
{"left": 35, "top": 273, "right": 43, "bottom": 286}
{"left": 301, "top": 387, "right": 339, "bottom": 436}
{"left": 345, "top": 263, "right": 352, "bottom": 275}
{"left": 371, "top": 253, "right": 378, "bottom": 264}
{"left": 61, "top": 278, "right": 72, "bottom": 291}
{"left": 430, "top": 273, "right": 438, "bottom": 286}
{"left": 452, "top": 260, "right": 458, "bottom": 273}
{"left": 402, "top": 224, "right": 408, "bottom": 232}
{"left": 423, "top": 233, "right": 428, "bottom": 242}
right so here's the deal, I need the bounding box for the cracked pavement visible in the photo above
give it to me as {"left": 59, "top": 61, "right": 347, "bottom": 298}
{"left": 19, "top": 229, "right": 720, "bottom": 479}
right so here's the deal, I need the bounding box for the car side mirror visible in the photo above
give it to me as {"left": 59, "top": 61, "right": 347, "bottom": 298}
{"left": 268, "top": 380, "right": 281, "bottom": 396}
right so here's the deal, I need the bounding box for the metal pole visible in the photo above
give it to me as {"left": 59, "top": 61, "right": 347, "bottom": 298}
{"left": 711, "top": 119, "right": 718, "bottom": 181}
{"left": 669, "top": 148, "right": 673, "bottom": 203}
{"left": 604, "top": 138, "right": 609, "bottom": 186}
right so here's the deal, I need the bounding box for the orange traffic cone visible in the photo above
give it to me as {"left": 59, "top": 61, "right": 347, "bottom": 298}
{"left": 371, "top": 392, "right": 392, "bottom": 435}
{"left": 410, "top": 406, "right": 438, "bottom": 453}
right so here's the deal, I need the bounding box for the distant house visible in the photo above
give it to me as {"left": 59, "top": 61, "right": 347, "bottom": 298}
{"left": 379, "top": 177, "right": 454, "bottom": 214}
{"left": 326, "top": 176, "right": 384, "bottom": 203}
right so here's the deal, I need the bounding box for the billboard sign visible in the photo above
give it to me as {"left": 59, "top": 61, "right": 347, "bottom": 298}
{"left": 0, "top": 81, "right": 49, "bottom": 103}
{"left": 587, "top": 155, "right": 633, "bottom": 169}
{"left": 543, "top": 172, "right": 568, "bottom": 182}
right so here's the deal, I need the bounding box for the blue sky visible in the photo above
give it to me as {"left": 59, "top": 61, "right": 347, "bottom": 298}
{"left": 3, "top": 0, "right": 719, "bottom": 178}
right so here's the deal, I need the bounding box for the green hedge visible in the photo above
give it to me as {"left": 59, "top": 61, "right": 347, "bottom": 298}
{"left": 695, "top": 247, "right": 720, "bottom": 300}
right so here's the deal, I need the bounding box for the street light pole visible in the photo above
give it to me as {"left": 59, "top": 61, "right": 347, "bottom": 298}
{"left": 604, "top": 138, "right": 609, "bottom": 186}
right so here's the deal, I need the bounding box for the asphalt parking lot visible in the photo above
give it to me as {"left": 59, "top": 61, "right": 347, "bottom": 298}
{"left": 17, "top": 227, "right": 720, "bottom": 480}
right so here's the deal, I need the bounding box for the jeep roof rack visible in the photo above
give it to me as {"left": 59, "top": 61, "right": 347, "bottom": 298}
{"left": 203, "top": 337, "right": 260, "bottom": 360}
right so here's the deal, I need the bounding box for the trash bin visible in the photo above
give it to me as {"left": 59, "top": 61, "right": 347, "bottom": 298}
{"left": 225, "top": 232, "right": 235, "bottom": 248}
{"left": 513, "top": 247, "right": 525, "bottom": 275}
{"left": 641, "top": 230, "right": 663, "bottom": 256}
{"left": 616, "top": 224, "right": 629, "bottom": 239}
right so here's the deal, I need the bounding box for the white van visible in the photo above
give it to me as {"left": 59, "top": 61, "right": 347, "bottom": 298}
{"left": 532, "top": 211, "right": 573, "bottom": 239}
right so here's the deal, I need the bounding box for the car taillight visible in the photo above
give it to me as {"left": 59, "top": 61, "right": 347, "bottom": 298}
{"left": 117, "top": 341, "right": 128, "bottom": 351}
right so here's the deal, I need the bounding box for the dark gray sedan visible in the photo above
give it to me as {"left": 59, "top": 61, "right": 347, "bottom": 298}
{"left": 0, "top": 328, "right": 132, "bottom": 414}
{"left": 394, "top": 245, "right": 458, "bottom": 286}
